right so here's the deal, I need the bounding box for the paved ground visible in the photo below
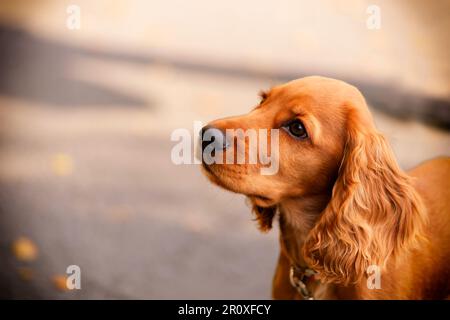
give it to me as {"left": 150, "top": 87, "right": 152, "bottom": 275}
{"left": 0, "top": 1, "right": 448, "bottom": 299}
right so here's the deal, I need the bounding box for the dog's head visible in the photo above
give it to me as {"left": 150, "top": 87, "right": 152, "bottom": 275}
{"left": 201, "top": 76, "right": 426, "bottom": 284}
{"left": 201, "top": 77, "right": 357, "bottom": 205}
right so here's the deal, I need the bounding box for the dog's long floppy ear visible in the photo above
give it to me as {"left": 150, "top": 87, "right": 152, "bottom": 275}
{"left": 303, "top": 110, "right": 427, "bottom": 285}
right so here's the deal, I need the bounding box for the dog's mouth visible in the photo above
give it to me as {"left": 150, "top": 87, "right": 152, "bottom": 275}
{"left": 201, "top": 163, "right": 226, "bottom": 188}
{"left": 201, "top": 162, "right": 220, "bottom": 181}
{"left": 202, "top": 163, "right": 276, "bottom": 206}
{"left": 201, "top": 162, "right": 213, "bottom": 174}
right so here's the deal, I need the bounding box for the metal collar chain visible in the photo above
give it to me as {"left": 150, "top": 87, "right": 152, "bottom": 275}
{"left": 289, "top": 265, "right": 317, "bottom": 300}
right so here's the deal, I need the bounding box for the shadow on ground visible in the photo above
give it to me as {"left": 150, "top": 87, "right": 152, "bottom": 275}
{"left": 0, "top": 24, "right": 148, "bottom": 108}
{"left": 0, "top": 23, "right": 448, "bottom": 128}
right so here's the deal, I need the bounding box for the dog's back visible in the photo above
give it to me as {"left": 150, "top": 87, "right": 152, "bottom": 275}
{"left": 409, "top": 157, "right": 450, "bottom": 298}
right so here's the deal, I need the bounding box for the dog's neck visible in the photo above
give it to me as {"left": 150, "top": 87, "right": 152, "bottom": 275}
{"left": 278, "top": 194, "right": 330, "bottom": 267}
{"left": 277, "top": 194, "right": 340, "bottom": 299}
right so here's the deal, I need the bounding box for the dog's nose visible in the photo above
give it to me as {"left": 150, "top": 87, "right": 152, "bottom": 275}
{"left": 200, "top": 125, "right": 229, "bottom": 154}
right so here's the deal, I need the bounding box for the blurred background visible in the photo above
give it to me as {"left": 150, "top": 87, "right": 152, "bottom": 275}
{"left": 0, "top": 0, "right": 448, "bottom": 299}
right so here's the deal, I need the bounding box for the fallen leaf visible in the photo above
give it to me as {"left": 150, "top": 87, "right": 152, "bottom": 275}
{"left": 12, "top": 237, "right": 38, "bottom": 261}
{"left": 52, "top": 275, "right": 68, "bottom": 291}
{"left": 52, "top": 153, "right": 74, "bottom": 176}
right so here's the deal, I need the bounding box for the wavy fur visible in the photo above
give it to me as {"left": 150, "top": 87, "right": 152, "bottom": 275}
{"left": 303, "top": 110, "right": 427, "bottom": 285}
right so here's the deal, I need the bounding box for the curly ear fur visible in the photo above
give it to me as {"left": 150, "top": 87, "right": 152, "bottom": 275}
{"left": 252, "top": 204, "right": 277, "bottom": 232}
{"left": 303, "top": 111, "right": 427, "bottom": 285}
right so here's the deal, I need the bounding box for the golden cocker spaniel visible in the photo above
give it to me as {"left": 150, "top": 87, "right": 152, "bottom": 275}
{"left": 200, "top": 76, "right": 450, "bottom": 299}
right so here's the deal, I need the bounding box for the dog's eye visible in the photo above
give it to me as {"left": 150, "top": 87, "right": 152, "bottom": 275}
{"left": 283, "top": 119, "right": 308, "bottom": 139}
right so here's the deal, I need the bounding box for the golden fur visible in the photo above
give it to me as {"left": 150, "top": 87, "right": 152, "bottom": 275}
{"left": 201, "top": 76, "right": 450, "bottom": 299}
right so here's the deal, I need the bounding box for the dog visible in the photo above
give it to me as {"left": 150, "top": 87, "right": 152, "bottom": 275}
{"left": 200, "top": 76, "right": 450, "bottom": 299}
